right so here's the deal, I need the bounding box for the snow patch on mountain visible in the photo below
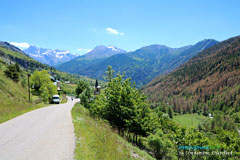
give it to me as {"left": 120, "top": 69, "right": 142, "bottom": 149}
{"left": 23, "top": 45, "right": 77, "bottom": 66}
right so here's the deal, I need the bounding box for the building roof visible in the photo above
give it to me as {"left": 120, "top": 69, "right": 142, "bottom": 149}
{"left": 50, "top": 76, "right": 56, "bottom": 82}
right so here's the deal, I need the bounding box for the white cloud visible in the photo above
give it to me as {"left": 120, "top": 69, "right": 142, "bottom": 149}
{"left": 106, "top": 27, "right": 124, "bottom": 36}
{"left": 9, "top": 42, "right": 30, "bottom": 49}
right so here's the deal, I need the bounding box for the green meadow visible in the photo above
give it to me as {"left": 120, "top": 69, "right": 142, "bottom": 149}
{"left": 173, "top": 113, "right": 210, "bottom": 128}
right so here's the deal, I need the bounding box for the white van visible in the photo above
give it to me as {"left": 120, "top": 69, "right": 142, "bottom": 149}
{"left": 52, "top": 95, "right": 60, "bottom": 104}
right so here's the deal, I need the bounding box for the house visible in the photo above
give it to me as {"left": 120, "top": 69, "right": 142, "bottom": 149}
{"left": 64, "top": 81, "right": 71, "bottom": 84}
{"left": 208, "top": 113, "right": 213, "bottom": 119}
{"left": 50, "top": 76, "right": 62, "bottom": 95}
{"left": 50, "top": 76, "right": 56, "bottom": 82}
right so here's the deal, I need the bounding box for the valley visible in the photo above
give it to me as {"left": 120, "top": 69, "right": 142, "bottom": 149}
{"left": 1, "top": 35, "right": 240, "bottom": 160}
{"left": 1, "top": 1, "right": 239, "bottom": 159}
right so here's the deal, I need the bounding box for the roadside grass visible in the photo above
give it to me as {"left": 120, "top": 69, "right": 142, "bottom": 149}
{"left": 173, "top": 113, "right": 210, "bottom": 128}
{"left": 72, "top": 103, "right": 155, "bottom": 160}
{"left": 0, "top": 102, "right": 49, "bottom": 124}
{"left": 0, "top": 71, "right": 49, "bottom": 123}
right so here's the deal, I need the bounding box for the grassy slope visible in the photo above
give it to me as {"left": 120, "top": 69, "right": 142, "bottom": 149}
{"left": 72, "top": 104, "right": 155, "bottom": 160}
{"left": 0, "top": 47, "right": 33, "bottom": 61}
{"left": 0, "top": 55, "right": 49, "bottom": 123}
{"left": 0, "top": 70, "right": 49, "bottom": 123}
{"left": 173, "top": 114, "right": 209, "bottom": 128}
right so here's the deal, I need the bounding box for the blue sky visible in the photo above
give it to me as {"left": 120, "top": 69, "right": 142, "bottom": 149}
{"left": 0, "top": 0, "right": 240, "bottom": 54}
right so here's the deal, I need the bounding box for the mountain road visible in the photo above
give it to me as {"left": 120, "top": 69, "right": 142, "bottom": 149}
{"left": 0, "top": 97, "right": 78, "bottom": 160}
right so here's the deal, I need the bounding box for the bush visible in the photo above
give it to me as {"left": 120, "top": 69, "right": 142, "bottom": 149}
{"left": 4, "top": 63, "right": 21, "bottom": 82}
{"left": 147, "top": 130, "right": 174, "bottom": 160}
{"left": 233, "top": 112, "right": 240, "bottom": 123}
{"left": 80, "top": 85, "right": 93, "bottom": 109}
{"left": 90, "top": 66, "right": 154, "bottom": 144}
{"left": 75, "top": 81, "right": 88, "bottom": 98}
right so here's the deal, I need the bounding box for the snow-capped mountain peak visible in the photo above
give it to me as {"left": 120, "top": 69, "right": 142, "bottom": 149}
{"left": 23, "top": 45, "right": 77, "bottom": 66}
{"left": 81, "top": 45, "right": 127, "bottom": 59}
{"left": 107, "top": 45, "right": 119, "bottom": 51}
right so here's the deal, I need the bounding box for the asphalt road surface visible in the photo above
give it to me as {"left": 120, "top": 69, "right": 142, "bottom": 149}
{"left": 0, "top": 97, "right": 79, "bottom": 160}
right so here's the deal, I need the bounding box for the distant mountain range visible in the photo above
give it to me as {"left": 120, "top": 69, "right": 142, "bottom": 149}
{"left": 23, "top": 45, "right": 78, "bottom": 66}
{"left": 0, "top": 41, "right": 51, "bottom": 71}
{"left": 57, "top": 39, "right": 218, "bottom": 87}
{"left": 4, "top": 39, "right": 220, "bottom": 87}
{"left": 56, "top": 45, "right": 127, "bottom": 77}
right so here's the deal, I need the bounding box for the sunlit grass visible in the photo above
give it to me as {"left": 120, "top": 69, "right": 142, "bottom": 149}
{"left": 173, "top": 113, "right": 210, "bottom": 128}
{"left": 0, "top": 70, "right": 49, "bottom": 123}
{"left": 72, "top": 104, "right": 155, "bottom": 160}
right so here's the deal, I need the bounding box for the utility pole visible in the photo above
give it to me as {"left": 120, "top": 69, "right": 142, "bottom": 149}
{"left": 28, "top": 73, "right": 30, "bottom": 102}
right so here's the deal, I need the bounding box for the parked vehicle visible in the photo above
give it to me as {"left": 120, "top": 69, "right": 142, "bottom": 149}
{"left": 52, "top": 95, "right": 60, "bottom": 104}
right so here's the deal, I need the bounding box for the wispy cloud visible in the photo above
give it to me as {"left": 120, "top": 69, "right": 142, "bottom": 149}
{"left": 9, "top": 42, "right": 30, "bottom": 49}
{"left": 106, "top": 27, "right": 124, "bottom": 36}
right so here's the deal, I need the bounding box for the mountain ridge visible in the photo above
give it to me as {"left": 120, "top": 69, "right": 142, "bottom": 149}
{"left": 0, "top": 41, "right": 29, "bottom": 56}
{"left": 57, "top": 39, "right": 218, "bottom": 87}
{"left": 56, "top": 45, "right": 127, "bottom": 75}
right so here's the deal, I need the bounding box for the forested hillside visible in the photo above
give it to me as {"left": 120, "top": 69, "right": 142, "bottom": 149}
{"left": 143, "top": 36, "right": 240, "bottom": 114}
